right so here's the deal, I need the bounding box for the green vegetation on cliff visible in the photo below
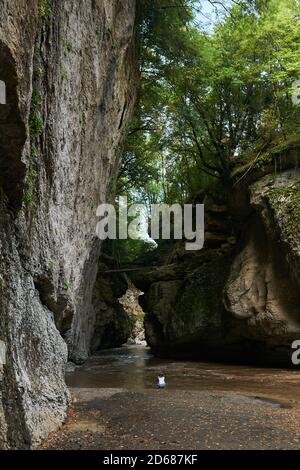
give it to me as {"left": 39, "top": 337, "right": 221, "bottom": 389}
{"left": 267, "top": 179, "right": 300, "bottom": 245}
{"left": 121, "top": 0, "right": 300, "bottom": 205}
{"left": 114, "top": 0, "right": 300, "bottom": 262}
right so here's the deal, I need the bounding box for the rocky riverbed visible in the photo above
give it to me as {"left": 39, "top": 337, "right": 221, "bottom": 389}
{"left": 40, "top": 346, "right": 300, "bottom": 450}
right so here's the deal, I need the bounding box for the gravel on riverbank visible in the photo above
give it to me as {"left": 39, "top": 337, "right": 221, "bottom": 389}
{"left": 39, "top": 387, "right": 300, "bottom": 450}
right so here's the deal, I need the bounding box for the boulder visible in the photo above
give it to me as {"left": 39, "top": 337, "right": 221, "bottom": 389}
{"left": 136, "top": 169, "right": 300, "bottom": 365}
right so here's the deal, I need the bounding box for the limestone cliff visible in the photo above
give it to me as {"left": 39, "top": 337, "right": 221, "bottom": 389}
{"left": 134, "top": 161, "right": 300, "bottom": 365}
{"left": 132, "top": 203, "right": 236, "bottom": 359}
{"left": 0, "top": 0, "right": 138, "bottom": 449}
{"left": 91, "top": 255, "right": 132, "bottom": 352}
{"left": 224, "top": 170, "right": 300, "bottom": 359}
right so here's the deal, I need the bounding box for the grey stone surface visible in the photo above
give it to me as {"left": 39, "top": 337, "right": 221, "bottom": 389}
{"left": 224, "top": 170, "right": 300, "bottom": 346}
{"left": 136, "top": 172, "right": 300, "bottom": 364}
{"left": 0, "top": 0, "right": 138, "bottom": 448}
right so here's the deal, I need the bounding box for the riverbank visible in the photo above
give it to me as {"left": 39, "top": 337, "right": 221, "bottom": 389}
{"left": 40, "top": 387, "right": 300, "bottom": 450}
{"left": 39, "top": 346, "right": 300, "bottom": 450}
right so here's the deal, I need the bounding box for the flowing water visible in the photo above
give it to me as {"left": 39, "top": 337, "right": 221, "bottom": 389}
{"left": 66, "top": 345, "right": 300, "bottom": 404}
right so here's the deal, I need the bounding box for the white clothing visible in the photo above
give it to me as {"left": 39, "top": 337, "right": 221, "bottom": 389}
{"left": 158, "top": 376, "right": 166, "bottom": 386}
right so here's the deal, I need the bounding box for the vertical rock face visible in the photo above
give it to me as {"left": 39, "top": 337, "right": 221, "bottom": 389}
{"left": 119, "top": 286, "right": 146, "bottom": 345}
{"left": 133, "top": 248, "right": 234, "bottom": 358}
{"left": 91, "top": 256, "right": 132, "bottom": 352}
{"left": 135, "top": 168, "right": 300, "bottom": 365}
{"left": 0, "top": 0, "right": 138, "bottom": 449}
{"left": 224, "top": 170, "right": 300, "bottom": 356}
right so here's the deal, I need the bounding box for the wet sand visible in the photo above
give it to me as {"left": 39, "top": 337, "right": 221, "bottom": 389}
{"left": 40, "top": 346, "right": 300, "bottom": 450}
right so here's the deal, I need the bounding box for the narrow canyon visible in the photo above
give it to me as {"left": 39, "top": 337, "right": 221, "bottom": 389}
{"left": 1, "top": 0, "right": 300, "bottom": 451}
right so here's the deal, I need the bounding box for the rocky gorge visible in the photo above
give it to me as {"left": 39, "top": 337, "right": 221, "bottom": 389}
{"left": 0, "top": 0, "right": 138, "bottom": 449}
{"left": 132, "top": 146, "right": 300, "bottom": 366}
{"left": 1, "top": 0, "right": 300, "bottom": 453}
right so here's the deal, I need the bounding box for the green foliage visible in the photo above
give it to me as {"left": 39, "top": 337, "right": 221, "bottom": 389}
{"left": 23, "top": 146, "right": 38, "bottom": 208}
{"left": 66, "top": 41, "right": 74, "bottom": 53}
{"left": 60, "top": 69, "right": 68, "bottom": 80}
{"left": 268, "top": 181, "right": 300, "bottom": 243}
{"left": 112, "top": 238, "right": 156, "bottom": 264}
{"left": 23, "top": 82, "right": 47, "bottom": 210}
{"left": 110, "top": 200, "right": 157, "bottom": 263}
{"left": 116, "top": 0, "right": 300, "bottom": 262}
{"left": 120, "top": 0, "right": 199, "bottom": 206}
{"left": 232, "top": 136, "right": 300, "bottom": 177}
{"left": 29, "top": 92, "right": 43, "bottom": 139}
{"left": 39, "top": 0, "right": 52, "bottom": 19}
{"left": 24, "top": 90, "right": 44, "bottom": 209}
{"left": 79, "top": 114, "right": 86, "bottom": 126}
{"left": 137, "top": 0, "right": 196, "bottom": 64}
{"left": 121, "top": 0, "right": 300, "bottom": 210}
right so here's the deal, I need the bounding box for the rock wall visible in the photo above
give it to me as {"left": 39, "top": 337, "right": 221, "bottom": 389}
{"left": 132, "top": 202, "right": 236, "bottom": 358}
{"left": 135, "top": 168, "right": 300, "bottom": 365}
{"left": 133, "top": 247, "right": 235, "bottom": 359}
{"left": 224, "top": 169, "right": 300, "bottom": 362}
{"left": 0, "top": 0, "right": 138, "bottom": 449}
{"left": 119, "top": 285, "right": 146, "bottom": 345}
{"left": 91, "top": 256, "right": 132, "bottom": 352}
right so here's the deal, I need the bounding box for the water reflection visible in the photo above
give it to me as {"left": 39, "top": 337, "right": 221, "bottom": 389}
{"left": 66, "top": 345, "right": 300, "bottom": 401}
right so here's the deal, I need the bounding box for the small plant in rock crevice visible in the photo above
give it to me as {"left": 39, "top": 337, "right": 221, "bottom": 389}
{"left": 29, "top": 92, "right": 44, "bottom": 139}
{"left": 39, "top": 0, "right": 52, "bottom": 19}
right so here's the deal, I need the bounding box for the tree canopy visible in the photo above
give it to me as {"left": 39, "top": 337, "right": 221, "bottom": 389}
{"left": 119, "top": 0, "right": 300, "bottom": 202}
{"left": 115, "top": 0, "right": 300, "bottom": 260}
